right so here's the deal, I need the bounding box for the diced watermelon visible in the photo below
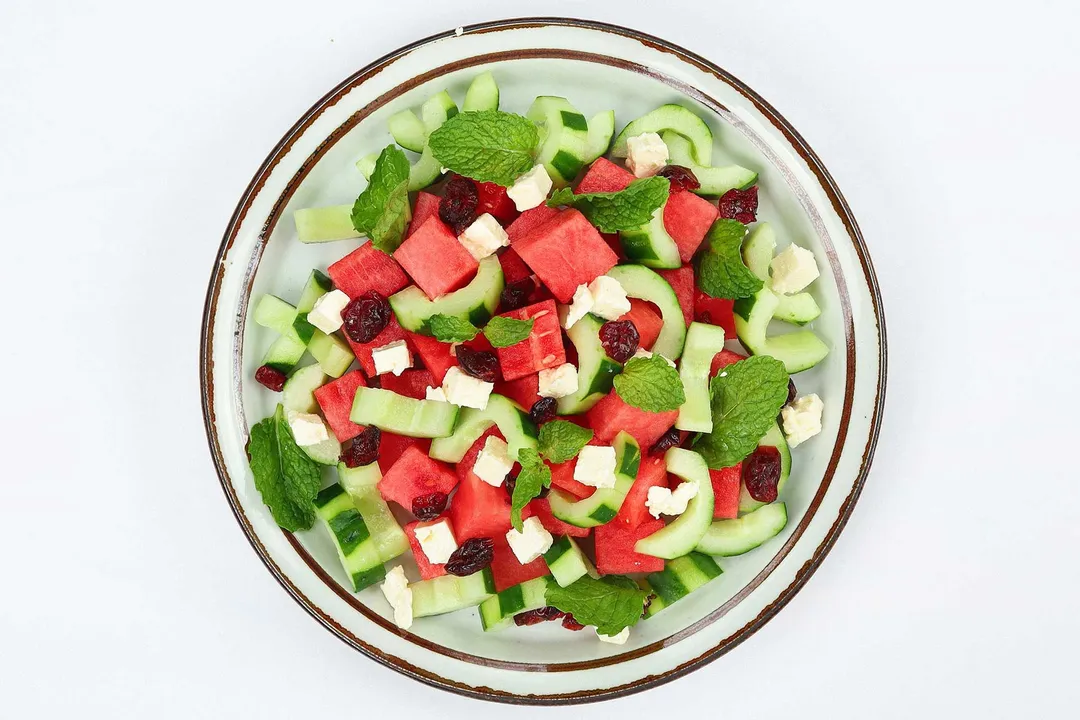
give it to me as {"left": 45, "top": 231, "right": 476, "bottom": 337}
{"left": 494, "top": 373, "right": 541, "bottom": 411}
{"left": 507, "top": 205, "right": 559, "bottom": 244}
{"left": 493, "top": 299, "right": 565, "bottom": 381}
{"left": 695, "top": 291, "right": 737, "bottom": 338}
{"left": 345, "top": 315, "right": 412, "bottom": 378}
{"left": 711, "top": 348, "right": 748, "bottom": 377}
{"left": 576, "top": 157, "right": 634, "bottom": 194}
{"left": 377, "top": 445, "right": 458, "bottom": 511}
{"left": 393, "top": 215, "right": 478, "bottom": 300}
{"left": 312, "top": 370, "right": 366, "bottom": 443}
{"left": 498, "top": 247, "right": 533, "bottom": 284}
{"left": 407, "top": 191, "right": 441, "bottom": 238}
{"left": 601, "top": 232, "right": 623, "bottom": 258}
{"left": 449, "top": 429, "right": 512, "bottom": 540}
{"left": 515, "top": 210, "right": 619, "bottom": 303}
{"left": 549, "top": 459, "right": 595, "bottom": 500}
{"left": 377, "top": 368, "right": 435, "bottom": 400}
{"left": 615, "top": 454, "right": 667, "bottom": 529}
{"left": 663, "top": 190, "right": 720, "bottom": 262}
{"left": 406, "top": 331, "right": 456, "bottom": 384}
{"left": 523, "top": 497, "right": 591, "bottom": 538}
{"left": 327, "top": 243, "right": 409, "bottom": 300}
{"left": 404, "top": 519, "right": 451, "bottom": 579}
{"left": 619, "top": 298, "right": 664, "bottom": 350}
{"left": 477, "top": 182, "right": 519, "bottom": 225}
{"left": 491, "top": 533, "right": 550, "bottom": 592}
{"left": 656, "top": 265, "right": 695, "bottom": 328}
{"left": 710, "top": 465, "right": 742, "bottom": 520}
{"left": 594, "top": 518, "right": 665, "bottom": 575}
{"left": 378, "top": 432, "right": 431, "bottom": 473}
{"left": 587, "top": 390, "right": 679, "bottom": 451}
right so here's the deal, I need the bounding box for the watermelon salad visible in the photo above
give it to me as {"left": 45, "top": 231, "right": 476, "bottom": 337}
{"left": 245, "top": 72, "right": 830, "bottom": 644}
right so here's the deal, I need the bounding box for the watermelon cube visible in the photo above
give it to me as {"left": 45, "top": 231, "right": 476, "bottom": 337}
{"left": 378, "top": 432, "right": 431, "bottom": 474}
{"left": 523, "top": 497, "right": 591, "bottom": 538}
{"left": 378, "top": 368, "right": 435, "bottom": 400}
{"left": 710, "top": 464, "right": 742, "bottom": 520}
{"left": 507, "top": 205, "right": 559, "bottom": 244}
{"left": 494, "top": 373, "right": 541, "bottom": 411}
{"left": 345, "top": 314, "right": 412, "bottom": 378}
{"left": 594, "top": 518, "right": 665, "bottom": 575}
{"left": 711, "top": 349, "right": 748, "bottom": 377}
{"left": 618, "top": 298, "right": 664, "bottom": 351}
{"left": 377, "top": 445, "right": 458, "bottom": 511}
{"left": 448, "top": 429, "right": 512, "bottom": 540}
{"left": 477, "top": 182, "right": 519, "bottom": 225}
{"left": 498, "top": 247, "right": 533, "bottom": 284}
{"left": 656, "top": 265, "right": 695, "bottom": 328}
{"left": 313, "top": 370, "right": 366, "bottom": 443}
{"left": 587, "top": 390, "right": 679, "bottom": 450}
{"left": 493, "top": 300, "right": 566, "bottom": 381}
{"left": 576, "top": 157, "right": 634, "bottom": 194}
{"left": 490, "top": 533, "right": 550, "bottom": 593}
{"left": 663, "top": 190, "right": 720, "bottom": 262}
{"left": 407, "top": 191, "right": 442, "bottom": 238}
{"left": 327, "top": 243, "right": 410, "bottom": 300}
{"left": 601, "top": 232, "right": 623, "bottom": 259}
{"left": 393, "top": 215, "right": 478, "bottom": 300}
{"left": 615, "top": 454, "right": 668, "bottom": 529}
{"left": 514, "top": 210, "right": 619, "bottom": 303}
{"left": 406, "top": 331, "right": 456, "bottom": 385}
{"left": 549, "top": 459, "right": 595, "bottom": 500}
{"left": 404, "top": 519, "right": 452, "bottom": 580}
{"left": 696, "top": 291, "right": 737, "bottom": 338}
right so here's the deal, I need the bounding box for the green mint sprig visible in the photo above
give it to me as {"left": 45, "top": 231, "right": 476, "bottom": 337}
{"left": 483, "top": 316, "right": 534, "bottom": 348}
{"left": 546, "top": 575, "right": 648, "bottom": 636}
{"left": 246, "top": 404, "right": 322, "bottom": 531}
{"left": 613, "top": 354, "right": 686, "bottom": 413}
{"left": 696, "top": 219, "right": 763, "bottom": 299}
{"left": 428, "top": 314, "right": 479, "bottom": 343}
{"left": 510, "top": 448, "right": 552, "bottom": 532}
{"left": 351, "top": 145, "right": 412, "bottom": 253}
{"left": 428, "top": 110, "right": 539, "bottom": 186}
{"left": 547, "top": 176, "right": 670, "bottom": 233}
{"left": 538, "top": 420, "right": 594, "bottom": 464}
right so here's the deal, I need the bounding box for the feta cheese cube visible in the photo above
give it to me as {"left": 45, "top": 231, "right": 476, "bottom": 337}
{"left": 441, "top": 366, "right": 494, "bottom": 410}
{"left": 286, "top": 411, "right": 329, "bottom": 447}
{"left": 458, "top": 213, "right": 510, "bottom": 260}
{"left": 473, "top": 436, "right": 514, "bottom": 487}
{"left": 379, "top": 565, "right": 413, "bottom": 630}
{"left": 563, "top": 283, "right": 594, "bottom": 329}
{"left": 625, "top": 132, "right": 669, "bottom": 178}
{"left": 306, "top": 289, "right": 351, "bottom": 334}
{"left": 596, "top": 627, "right": 630, "bottom": 644}
{"left": 425, "top": 386, "right": 448, "bottom": 402}
{"left": 538, "top": 363, "right": 579, "bottom": 398}
{"left": 781, "top": 393, "right": 824, "bottom": 447}
{"left": 507, "top": 164, "right": 553, "bottom": 211}
{"left": 769, "top": 244, "right": 820, "bottom": 294}
{"left": 505, "top": 516, "right": 554, "bottom": 564}
{"left": 414, "top": 519, "right": 458, "bottom": 564}
{"left": 574, "top": 445, "right": 617, "bottom": 489}
{"left": 646, "top": 481, "right": 700, "bottom": 518}
{"left": 372, "top": 339, "right": 412, "bottom": 376}
{"left": 631, "top": 348, "right": 675, "bottom": 368}
{"left": 587, "top": 276, "right": 631, "bottom": 320}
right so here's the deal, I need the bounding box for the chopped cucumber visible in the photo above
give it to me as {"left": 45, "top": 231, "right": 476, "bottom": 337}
{"left": 428, "top": 394, "right": 537, "bottom": 463}
{"left": 463, "top": 71, "right": 499, "bottom": 112}
{"left": 356, "top": 153, "right": 378, "bottom": 181}
{"left": 295, "top": 205, "right": 362, "bottom": 244}
{"left": 528, "top": 96, "right": 590, "bottom": 186}
{"left": 262, "top": 335, "right": 306, "bottom": 374}
{"left": 696, "top": 502, "right": 787, "bottom": 557}
{"left": 643, "top": 552, "right": 723, "bottom": 617}
{"left": 662, "top": 131, "right": 757, "bottom": 196}
{"left": 583, "top": 110, "right": 616, "bottom": 164}
{"left": 613, "top": 104, "right": 714, "bottom": 166}
{"left": 479, "top": 577, "right": 550, "bottom": 631}
{"left": 774, "top": 293, "right": 822, "bottom": 325}
{"left": 306, "top": 330, "right": 354, "bottom": 378}
{"left": 412, "top": 568, "right": 496, "bottom": 618}
{"left": 350, "top": 387, "right": 460, "bottom": 438}
{"left": 742, "top": 222, "right": 822, "bottom": 325}
{"left": 733, "top": 288, "right": 829, "bottom": 373}
{"left": 619, "top": 202, "right": 682, "bottom": 269}
{"left": 409, "top": 145, "right": 444, "bottom": 191}
{"left": 389, "top": 255, "right": 504, "bottom": 334}
{"left": 543, "top": 535, "right": 590, "bottom": 587}
{"left": 421, "top": 90, "right": 458, "bottom": 133}
{"left": 313, "top": 483, "right": 386, "bottom": 592}
{"left": 388, "top": 109, "right": 427, "bottom": 153}
{"left": 738, "top": 423, "right": 792, "bottom": 514}
{"left": 557, "top": 313, "right": 622, "bottom": 415}
{"left": 676, "top": 322, "right": 727, "bottom": 433}
{"left": 301, "top": 432, "right": 342, "bottom": 466}
{"left": 254, "top": 295, "right": 304, "bottom": 341}
{"left": 635, "top": 449, "right": 714, "bottom": 559}
{"left": 283, "top": 364, "right": 327, "bottom": 413}
{"left": 338, "top": 462, "right": 409, "bottom": 563}
{"left": 338, "top": 460, "right": 381, "bottom": 490}
{"left": 296, "top": 270, "right": 332, "bottom": 313}
{"left": 605, "top": 264, "right": 687, "bottom": 360}
{"left": 549, "top": 432, "right": 640, "bottom": 528}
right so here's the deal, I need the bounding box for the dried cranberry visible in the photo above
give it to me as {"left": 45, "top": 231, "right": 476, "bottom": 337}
{"left": 561, "top": 614, "right": 585, "bottom": 631}
{"left": 528, "top": 397, "right": 558, "bottom": 425}
{"left": 342, "top": 291, "right": 391, "bottom": 343}
{"left": 742, "top": 445, "right": 782, "bottom": 502}
{"left": 254, "top": 365, "right": 287, "bottom": 392}
{"left": 340, "top": 426, "right": 381, "bottom": 468}
{"left": 658, "top": 165, "right": 701, "bottom": 193}
{"left": 500, "top": 277, "right": 535, "bottom": 312}
{"left": 718, "top": 186, "right": 759, "bottom": 224}
{"left": 439, "top": 175, "right": 479, "bottom": 234}
{"left": 649, "top": 427, "right": 680, "bottom": 455}
{"left": 455, "top": 344, "right": 501, "bottom": 383}
{"left": 513, "top": 606, "right": 564, "bottom": 627}
{"left": 444, "top": 537, "right": 495, "bottom": 577}
{"left": 504, "top": 473, "right": 516, "bottom": 499}
{"left": 411, "top": 491, "right": 448, "bottom": 520}
{"left": 642, "top": 593, "right": 656, "bottom": 617}
{"left": 786, "top": 379, "right": 797, "bottom": 406}
{"left": 599, "top": 320, "right": 640, "bottom": 363}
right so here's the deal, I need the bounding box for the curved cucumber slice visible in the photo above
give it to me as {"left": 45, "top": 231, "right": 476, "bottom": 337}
{"left": 262, "top": 335, "right": 306, "bottom": 374}
{"left": 733, "top": 288, "right": 829, "bottom": 373}
{"left": 412, "top": 568, "right": 496, "bottom": 617}
{"left": 557, "top": 313, "right": 622, "bottom": 415}
{"left": 549, "top": 432, "right": 640, "bottom": 528}
{"left": 527, "top": 96, "right": 590, "bottom": 185}
{"left": 479, "top": 576, "right": 549, "bottom": 631}
{"left": 296, "top": 270, "right": 332, "bottom": 313}
{"left": 606, "top": 265, "right": 687, "bottom": 360}
{"left": 307, "top": 330, "right": 354, "bottom": 378}
{"left": 643, "top": 551, "right": 723, "bottom": 617}
{"left": 283, "top": 364, "right": 327, "bottom": 414}
{"left": 390, "top": 255, "right": 504, "bottom": 334}
{"left": 635, "top": 449, "right": 714, "bottom": 559}
{"left": 742, "top": 223, "right": 821, "bottom": 325}
{"left": 774, "top": 292, "right": 821, "bottom": 325}
{"left": 676, "top": 322, "right": 727, "bottom": 432}
{"left": 463, "top": 71, "right": 499, "bottom": 112}
{"left": 428, "top": 394, "right": 538, "bottom": 463}
{"left": 543, "top": 535, "right": 591, "bottom": 587}
{"left": 408, "top": 145, "right": 444, "bottom": 191}
{"left": 613, "top": 104, "right": 714, "bottom": 166}
{"left": 295, "top": 205, "right": 361, "bottom": 244}
{"left": 388, "top": 109, "right": 427, "bottom": 153}
{"left": 313, "top": 483, "right": 386, "bottom": 592}
{"left": 301, "top": 433, "right": 342, "bottom": 466}
{"left": 697, "top": 502, "right": 787, "bottom": 556}
{"left": 338, "top": 462, "right": 409, "bottom": 563}
{"left": 584, "top": 110, "right": 616, "bottom": 163}
{"left": 739, "top": 423, "right": 791, "bottom": 514}
{"left": 619, "top": 202, "right": 682, "bottom": 269}
{"left": 421, "top": 90, "right": 458, "bottom": 133}
{"left": 662, "top": 131, "right": 756, "bottom": 196}
{"left": 350, "top": 387, "right": 459, "bottom": 438}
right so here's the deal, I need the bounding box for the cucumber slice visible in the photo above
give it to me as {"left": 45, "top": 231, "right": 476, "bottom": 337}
{"left": 605, "top": 265, "right": 687, "bottom": 360}
{"left": 296, "top": 270, "right": 333, "bottom": 313}
{"left": 409, "top": 145, "right": 444, "bottom": 191}
{"left": 543, "top": 535, "right": 590, "bottom": 587}
{"left": 283, "top": 364, "right": 327, "bottom": 413}
{"left": 643, "top": 552, "right": 723, "bottom": 617}
{"left": 463, "top": 71, "right": 499, "bottom": 112}
{"left": 635, "top": 449, "right": 714, "bottom": 559}
{"left": 619, "top": 202, "right": 682, "bottom": 269}
{"left": 350, "top": 386, "right": 460, "bottom": 438}
{"left": 697, "top": 502, "right": 787, "bottom": 557}
{"left": 421, "top": 90, "right": 458, "bottom": 134}
{"left": 733, "top": 288, "right": 829, "bottom": 373}
{"left": 338, "top": 462, "right": 409, "bottom": 563}
{"left": 388, "top": 110, "right": 427, "bottom": 153}
{"left": 295, "top": 205, "right": 361, "bottom": 244}
{"left": 356, "top": 153, "right": 378, "bottom": 181}
{"left": 557, "top": 313, "right": 623, "bottom": 415}
{"left": 301, "top": 433, "right": 342, "bottom": 466}
{"left": 389, "top": 255, "right": 504, "bottom": 334}
{"left": 584, "top": 110, "right": 616, "bottom": 163}
{"left": 262, "top": 335, "right": 306, "bottom": 374}
{"left": 774, "top": 293, "right": 821, "bottom": 325}
{"left": 479, "top": 577, "right": 550, "bottom": 631}
{"left": 738, "top": 423, "right": 792, "bottom": 514}
{"left": 254, "top": 295, "right": 303, "bottom": 341}
{"left": 742, "top": 223, "right": 821, "bottom": 326}
{"left": 676, "top": 322, "right": 727, "bottom": 432}
{"left": 662, "top": 131, "right": 757, "bottom": 196}
{"left": 313, "top": 483, "right": 386, "bottom": 592}
{"left": 549, "top": 432, "right": 640, "bottom": 528}
{"left": 428, "top": 394, "right": 538, "bottom": 463}
{"left": 527, "top": 96, "right": 591, "bottom": 186}
{"left": 612, "top": 104, "right": 714, "bottom": 166}
{"left": 306, "top": 330, "right": 354, "bottom": 378}
{"left": 412, "top": 568, "right": 496, "bottom": 618}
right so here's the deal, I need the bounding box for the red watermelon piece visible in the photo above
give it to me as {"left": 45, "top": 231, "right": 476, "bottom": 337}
{"left": 377, "top": 445, "right": 458, "bottom": 511}
{"left": 601, "top": 232, "right": 623, "bottom": 259}
{"left": 619, "top": 298, "right": 664, "bottom": 350}
{"left": 514, "top": 210, "right": 619, "bottom": 303}
{"left": 477, "top": 182, "right": 519, "bottom": 225}
{"left": 406, "top": 332, "right": 456, "bottom": 385}
{"left": 377, "top": 368, "right": 435, "bottom": 400}
{"left": 616, "top": 454, "right": 668, "bottom": 529}
{"left": 695, "top": 291, "right": 737, "bottom": 338}
{"left": 393, "top": 215, "right": 478, "bottom": 300}
{"left": 448, "top": 429, "right": 512, "bottom": 541}
{"left": 663, "top": 190, "right": 720, "bottom": 262}
{"left": 494, "top": 373, "right": 541, "bottom": 411}
{"left": 498, "top": 246, "right": 532, "bottom": 284}
{"left": 493, "top": 299, "right": 565, "bottom": 381}
{"left": 656, "top": 265, "right": 695, "bottom": 328}
{"left": 549, "top": 459, "right": 595, "bottom": 500}
{"left": 587, "top": 390, "right": 679, "bottom": 451}
{"left": 378, "top": 432, "right": 430, "bottom": 474}
{"left": 710, "top": 465, "right": 742, "bottom": 520}
{"left": 404, "top": 519, "right": 452, "bottom": 580}
{"left": 327, "top": 243, "right": 409, "bottom": 300}
{"left": 711, "top": 349, "right": 748, "bottom": 377}
{"left": 313, "top": 370, "right": 366, "bottom": 443}
{"left": 345, "top": 315, "right": 412, "bottom": 378}
{"left": 594, "top": 518, "right": 665, "bottom": 575}
{"left": 407, "top": 191, "right": 441, "bottom": 238}
{"left": 523, "top": 497, "right": 590, "bottom": 538}
{"left": 576, "top": 157, "right": 634, "bottom": 194}
{"left": 507, "top": 205, "right": 559, "bottom": 244}
{"left": 490, "top": 534, "right": 550, "bottom": 592}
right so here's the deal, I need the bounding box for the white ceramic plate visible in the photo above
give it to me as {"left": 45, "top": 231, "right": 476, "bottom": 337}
{"left": 200, "top": 18, "right": 886, "bottom": 705}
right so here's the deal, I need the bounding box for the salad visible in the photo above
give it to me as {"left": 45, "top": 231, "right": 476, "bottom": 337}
{"left": 246, "top": 71, "right": 829, "bottom": 644}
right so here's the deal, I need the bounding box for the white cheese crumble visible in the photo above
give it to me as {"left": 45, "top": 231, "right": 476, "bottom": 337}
{"left": 425, "top": 386, "right": 448, "bottom": 402}
{"left": 380, "top": 565, "right": 413, "bottom": 630}
{"left": 507, "top": 164, "right": 553, "bottom": 211}
{"left": 596, "top": 627, "right": 630, "bottom": 644}
{"left": 306, "top": 289, "right": 351, "bottom": 334}
{"left": 646, "top": 481, "right": 700, "bottom": 519}
{"left": 587, "top": 275, "right": 631, "bottom": 320}
{"left": 574, "top": 445, "right": 617, "bottom": 489}
{"left": 372, "top": 339, "right": 412, "bottom": 376}
{"left": 563, "top": 283, "right": 594, "bottom": 329}
{"left": 505, "top": 516, "right": 554, "bottom": 564}
{"left": 441, "top": 366, "right": 494, "bottom": 410}
{"left": 286, "top": 411, "right": 329, "bottom": 447}
{"left": 458, "top": 213, "right": 510, "bottom": 260}
{"left": 769, "top": 244, "right": 820, "bottom": 294}
{"left": 473, "top": 436, "right": 513, "bottom": 487}
{"left": 781, "top": 393, "right": 824, "bottom": 447}
{"left": 538, "top": 363, "right": 579, "bottom": 398}
{"left": 414, "top": 519, "right": 458, "bottom": 565}
{"left": 626, "top": 132, "right": 669, "bottom": 178}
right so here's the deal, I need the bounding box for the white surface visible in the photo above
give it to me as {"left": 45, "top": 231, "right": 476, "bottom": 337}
{"left": 1, "top": 0, "right": 1077, "bottom": 717}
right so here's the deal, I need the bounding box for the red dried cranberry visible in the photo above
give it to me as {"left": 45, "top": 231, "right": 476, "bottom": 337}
{"left": 742, "top": 445, "right": 782, "bottom": 502}
{"left": 561, "top": 614, "right": 585, "bottom": 631}
{"left": 513, "top": 606, "right": 564, "bottom": 627}
{"left": 649, "top": 427, "right": 680, "bottom": 455}
{"left": 528, "top": 397, "right": 558, "bottom": 425}
{"left": 340, "top": 426, "right": 381, "bottom": 468}
{"left": 718, "top": 186, "right": 759, "bottom": 224}
{"left": 456, "top": 344, "right": 501, "bottom": 383}
{"left": 599, "top": 320, "right": 640, "bottom": 363}
{"left": 500, "top": 277, "right": 535, "bottom": 312}
{"left": 642, "top": 593, "right": 656, "bottom": 617}
{"left": 504, "top": 473, "right": 516, "bottom": 499}
{"left": 786, "top": 379, "right": 797, "bottom": 406}
{"left": 658, "top": 165, "right": 701, "bottom": 193}
{"left": 439, "top": 175, "right": 479, "bottom": 234}
{"left": 342, "top": 291, "right": 391, "bottom": 343}
{"left": 411, "top": 491, "right": 448, "bottom": 520}
{"left": 444, "top": 537, "right": 495, "bottom": 577}
{"left": 255, "top": 365, "right": 287, "bottom": 392}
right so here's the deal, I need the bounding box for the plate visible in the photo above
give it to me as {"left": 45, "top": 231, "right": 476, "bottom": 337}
{"left": 200, "top": 18, "right": 886, "bottom": 705}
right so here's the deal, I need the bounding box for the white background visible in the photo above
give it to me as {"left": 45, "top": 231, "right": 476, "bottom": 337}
{"left": 2, "top": 0, "right": 1078, "bottom": 717}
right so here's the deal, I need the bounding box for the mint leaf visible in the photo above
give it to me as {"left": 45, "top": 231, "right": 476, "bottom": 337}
{"left": 351, "top": 145, "right": 411, "bottom": 252}
{"left": 246, "top": 404, "right": 322, "bottom": 531}
{"left": 538, "top": 420, "right": 593, "bottom": 463}
{"left": 511, "top": 448, "right": 551, "bottom": 532}
{"left": 694, "top": 355, "right": 790, "bottom": 468}
{"left": 546, "top": 575, "right": 648, "bottom": 636}
{"left": 428, "top": 110, "right": 539, "bottom": 186}
{"left": 483, "top": 316, "right": 534, "bottom": 348}
{"left": 613, "top": 355, "right": 685, "bottom": 413}
{"left": 429, "top": 314, "right": 478, "bottom": 343}
{"left": 547, "top": 176, "right": 669, "bottom": 233}
{"left": 696, "top": 219, "right": 763, "bottom": 299}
